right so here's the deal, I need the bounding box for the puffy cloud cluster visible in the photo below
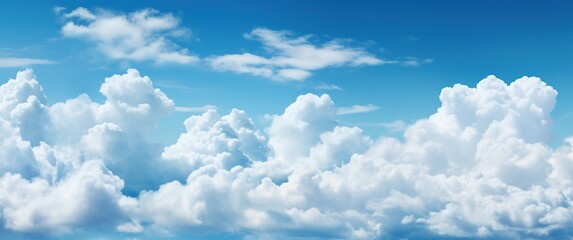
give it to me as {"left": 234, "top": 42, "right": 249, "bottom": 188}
{"left": 1, "top": 69, "right": 573, "bottom": 239}
{"left": 163, "top": 108, "right": 268, "bottom": 171}
{"left": 0, "top": 68, "right": 174, "bottom": 232}
{"left": 208, "top": 28, "right": 386, "bottom": 81}
{"left": 60, "top": 7, "right": 198, "bottom": 64}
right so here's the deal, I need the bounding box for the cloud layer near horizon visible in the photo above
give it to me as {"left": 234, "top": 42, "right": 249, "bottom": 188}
{"left": 1, "top": 69, "right": 573, "bottom": 239}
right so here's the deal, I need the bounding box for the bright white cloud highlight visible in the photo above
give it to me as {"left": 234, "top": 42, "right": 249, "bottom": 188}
{"left": 60, "top": 7, "right": 198, "bottom": 64}
{"left": 208, "top": 28, "right": 386, "bottom": 81}
{"left": 1, "top": 70, "right": 573, "bottom": 239}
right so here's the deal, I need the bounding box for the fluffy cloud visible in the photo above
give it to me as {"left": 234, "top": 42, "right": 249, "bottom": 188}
{"left": 1, "top": 70, "right": 573, "bottom": 239}
{"left": 97, "top": 68, "right": 175, "bottom": 135}
{"left": 208, "top": 28, "right": 386, "bottom": 81}
{"left": 60, "top": 7, "right": 198, "bottom": 64}
{"left": 0, "top": 68, "right": 178, "bottom": 236}
{"left": 0, "top": 160, "right": 126, "bottom": 234}
{"left": 162, "top": 108, "right": 268, "bottom": 171}
{"left": 0, "top": 69, "right": 49, "bottom": 145}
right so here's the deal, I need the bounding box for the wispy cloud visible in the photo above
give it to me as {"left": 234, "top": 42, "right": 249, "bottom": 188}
{"left": 175, "top": 105, "right": 217, "bottom": 113}
{"left": 59, "top": 7, "right": 198, "bottom": 65}
{"left": 0, "top": 57, "right": 55, "bottom": 68}
{"left": 315, "top": 83, "right": 343, "bottom": 91}
{"left": 155, "top": 81, "right": 196, "bottom": 93}
{"left": 400, "top": 36, "right": 419, "bottom": 42}
{"left": 401, "top": 57, "right": 433, "bottom": 67}
{"left": 208, "top": 28, "right": 389, "bottom": 81}
{"left": 375, "top": 120, "right": 408, "bottom": 132}
{"left": 336, "top": 104, "right": 379, "bottom": 115}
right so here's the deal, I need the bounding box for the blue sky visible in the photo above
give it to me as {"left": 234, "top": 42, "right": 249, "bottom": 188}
{"left": 2, "top": 0, "right": 572, "bottom": 145}
{"left": 1, "top": 0, "right": 573, "bottom": 239}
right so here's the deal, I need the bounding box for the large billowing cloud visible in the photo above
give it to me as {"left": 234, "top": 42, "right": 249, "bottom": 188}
{"left": 60, "top": 7, "right": 198, "bottom": 64}
{"left": 208, "top": 28, "right": 388, "bottom": 81}
{"left": 1, "top": 69, "right": 572, "bottom": 239}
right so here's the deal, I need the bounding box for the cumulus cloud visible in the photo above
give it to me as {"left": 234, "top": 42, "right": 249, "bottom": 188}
{"left": 60, "top": 7, "right": 198, "bottom": 64}
{"left": 208, "top": 28, "right": 387, "bottom": 81}
{"left": 97, "top": 68, "right": 175, "bottom": 135}
{"left": 2, "top": 70, "right": 573, "bottom": 239}
{"left": 0, "top": 161, "right": 126, "bottom": 234}
{"left": 0, "top": 57, "right": 56, "bottom": 68}
{"left": 162, "top": 108, "right": 268, "bottom": 171}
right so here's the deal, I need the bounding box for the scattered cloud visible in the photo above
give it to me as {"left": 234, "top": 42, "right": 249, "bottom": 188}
{"left": 154, "top": 80, "right": 198, "bottom": 93}
{"left": 400, "top": 36, "right": 419, "bottom": 42}
{"left": 376, "top": 120, "right": 408, "bottom": 132}
{"left": 174, "top": 105, "right": 217, "bottom": 113}
{"left": 337, "top": 104, "right": 379, "bottom": 115}
{"left": 0, "top": 57, "right": 55, "bottom": 68}
{"left": 401, "top": 57, "right": 433, "bottom": 67}
{"left": 208, "top": 28, "right": 388, "bottom": 81}
{"left": 59, "top": 7, "right": 198, "bottom": 64}
{"left": 315, "top": 83, "right": 343, "bottom": 91}
{"left": 1, "top": 69, "right": 573, "bottom": 239}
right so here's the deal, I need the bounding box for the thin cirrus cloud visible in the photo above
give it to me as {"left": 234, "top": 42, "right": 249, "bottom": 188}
{"left": 315, "top": 83, "right": 343, "bottom": 91}
{"left": 174, "top": 105, "right": 217, "bottom": 113}
{"left": 401, "top": 57, "right": 433, "bottom": 67}
{"left": 376, "top": 120, "right": 408, "bottom": 132}
{"left": 59, "top": 7, "right": 198, "bottom": 65}
{"left": 208, "top": 28, "right": 391, "bottom": 81}
{"left": 0, "top": 57, "right": 55, "bottom": 68}
{"left": 1, "top": 69, "right": 573, "bottom": 239}
{"left": 337, "top": 104, "right": 379, "bottom": 115}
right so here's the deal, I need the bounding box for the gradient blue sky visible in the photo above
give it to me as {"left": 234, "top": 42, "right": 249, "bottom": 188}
{"left": 2, "top": 0, "right": 572, "bottom": 145}
{"left": 1, "top": 1, "right": 573, "bottom": 239}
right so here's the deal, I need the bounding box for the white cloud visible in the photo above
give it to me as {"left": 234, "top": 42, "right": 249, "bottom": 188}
{"left": 267, "top": 94, "right": 338, "bottom": 163}
{"left": 208, "top": 28, "right": 387, "bottom": 81}
{"left": 174, "top": 105, "right": 217, "bottom": 113}
{"left": 401, "top": 57, "right": 433, "bottom": 67}
{"left": 60, "top": 7, "right": 198, "bottom": 64}
{"left": 1, "top": 69, "right": 573, "bottom": 239}
{"left": 0, "top": 160, "right": 126, "bottom": 234}
{"left": 315, "top": 83, "right": 342, "bottom": 91}
{"left": 0, "top": 69, "right": 49, "bottom": 145}
{"left": 0, "top": 58, "right": 55, "bottom": 68}
{"left": 162, "top": 108, "right": 268, "bottom": 171}
{"left": 336, "top": 104, "right": 379, "bottom": 115}
{"left": 97, "top": 68, "right": 175, "bottom": 135}
{"left": 64, "top": 7, "right": 96, "bottom": 20}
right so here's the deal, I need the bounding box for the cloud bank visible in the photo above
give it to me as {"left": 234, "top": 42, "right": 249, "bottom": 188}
{"left": 1, "top": 69, "right": 573, "bottom": 239}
